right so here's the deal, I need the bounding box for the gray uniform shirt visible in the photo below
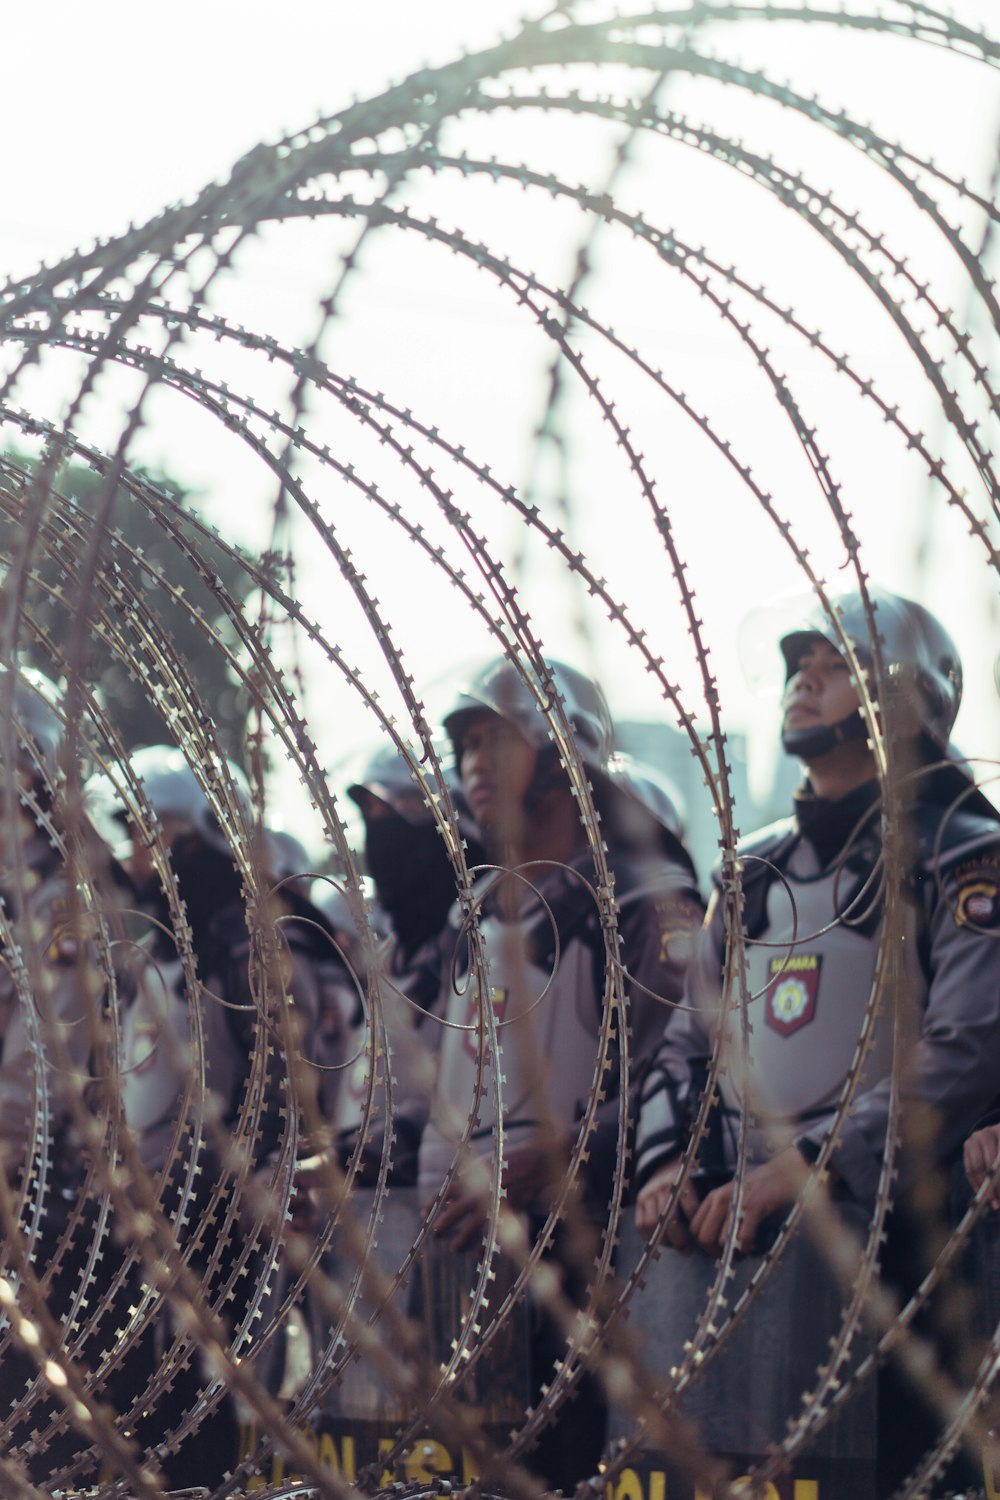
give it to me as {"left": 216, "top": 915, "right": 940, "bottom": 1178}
{"left": 121, "top": 895, "right": 326, "bottom": 1176}
{"left": 635, "top": 794, "right": 1000, "bottom": 1205}
{"left": 419, "top": 847, "right": 703, "bottom": 1203}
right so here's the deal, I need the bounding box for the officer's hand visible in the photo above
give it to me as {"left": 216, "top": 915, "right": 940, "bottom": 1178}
{"left": 427, "top": 1137, "right": 569, "bottom": 1254}
{"left": 429, "top": 1186, "right": 488, "bottom": 1253}
{"left": 503, "top": 1136, "right": 570, "bottom": 1214}
{"left": 964, "top": 1124, "right": 1000, "bottom": 1208}
{"left": 689, "top": 1147, "right": 808, "bottom": 1257}
{"left": 634, "top": 1157, "right": 698, "bottom": 1249}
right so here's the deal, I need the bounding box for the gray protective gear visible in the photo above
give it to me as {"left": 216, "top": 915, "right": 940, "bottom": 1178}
{"left": 124, "top": 745, "right": 252, "bottom": 856}
{"left": 607, "top": 754, "right": 686, "bottom": 836}
{"left": 347, "top": 741, "right": 477, "bottom": 841}
{"left": 419, "top": 848, "right": 704, "bottom": 1205}
{"left": 349, "top": 743, "right": 436, "bottom": 825}
{"left": 635, "top": 793, "right": 1000, "bottom": 1207}
{"left": 309, "top": 875, "right": 385, "bottom": 952}
{"left": 0, "top": 664, "right": 64, "bottom": 780}
{"left": 82, "top": 769, "right": 131, "bottom": 859}
{"left": 443, "top": 657, "right": 614, "bottom": 775}
{"left": 774, "top": 585, "right": 961, "bottom": 752}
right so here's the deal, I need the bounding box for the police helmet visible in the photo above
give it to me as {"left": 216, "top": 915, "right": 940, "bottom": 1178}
{"left": 348, "top": 740, "right": 477, "bottom": 836}
{"left": 126, "top": 744, "right": 252, "bottom": 856}
{"left": 777, "top": 585, "right": 961, "bottom": 749}
{"left": 443, "top": 657, "right": 613, "bottom": 773}
{"left": 606, "top": 753, "right": 687, "bottom": 842}
{"left": 82, "top": 769, "right": 131, "bottom": 859}
{"left": 309, "top": 875, "right": 387, "bottom": 955}
{"left": 603, "top": 751, "right": 697, "bottom": 876}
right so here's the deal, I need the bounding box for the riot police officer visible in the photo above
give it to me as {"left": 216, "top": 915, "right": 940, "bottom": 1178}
{"left": 632, "top": 585, "right": 1000, "bottom": 1496}
{"left": 419, "top": 656, "right": 703, "bottom": 1489}
{"left": 92, "top": 744, "right": 335, "bottom": 1489}
{"left": 281, "top": 744, "right": 486, "bottom": 1476}
{"left": 0, "top": 665, "right": 112, "bottom": 1480}
{"left": 331, "top": 742, "right": 485, "bottom": 1185}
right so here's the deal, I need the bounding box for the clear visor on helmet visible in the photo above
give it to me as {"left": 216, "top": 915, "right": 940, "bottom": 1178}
{"left": 739, "top": 592, "right": 871, "bottom": 699}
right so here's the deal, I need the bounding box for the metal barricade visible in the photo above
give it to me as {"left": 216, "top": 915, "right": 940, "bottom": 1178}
{"left": 609, "top": 1207, "right": 878, "bottom": 1500}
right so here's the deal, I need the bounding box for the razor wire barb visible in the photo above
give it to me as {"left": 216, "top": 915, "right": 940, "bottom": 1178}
{"left": 0, "top": 1, "right": 996, "bottom": 1496}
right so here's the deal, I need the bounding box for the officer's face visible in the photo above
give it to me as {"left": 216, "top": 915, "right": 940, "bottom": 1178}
{"left": 782, "top": 639, "right": 860, "bottom": 732}
{"left": 458, "top": 711, "right": 537, "bottom": 830}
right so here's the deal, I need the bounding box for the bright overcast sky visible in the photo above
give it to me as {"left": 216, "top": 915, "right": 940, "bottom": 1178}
{"left": 2, "top": 2, "right": 998, "bottom": 832}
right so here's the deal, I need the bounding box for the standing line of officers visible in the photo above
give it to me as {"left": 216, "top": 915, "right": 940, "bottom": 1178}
{"left": 1, "top": 582, "right": 1000, "bottom": 1495}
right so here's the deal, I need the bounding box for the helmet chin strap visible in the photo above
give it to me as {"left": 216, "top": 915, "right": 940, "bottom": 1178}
{"left": 782, "top": 708, "right": 869, "bottom": 761}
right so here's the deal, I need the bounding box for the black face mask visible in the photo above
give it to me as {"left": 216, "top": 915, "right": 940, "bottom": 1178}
{"left": 365, "top": 813, "right": 459, "bottom": 958}
{"left": 141, "top": 833, "right": 244, "bottom": 948}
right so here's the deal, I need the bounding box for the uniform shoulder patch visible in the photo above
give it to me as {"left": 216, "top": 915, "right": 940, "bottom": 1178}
{"left": 951, "top": 856, "right": 1000, "bottom": 930}
{"left": 654, "top": 893, "right": 702, "bottom": 968}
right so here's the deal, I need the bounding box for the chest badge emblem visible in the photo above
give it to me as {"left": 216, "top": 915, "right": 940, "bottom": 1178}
{"left": 764, "top": 953, "right": 822, "bottom": 1036}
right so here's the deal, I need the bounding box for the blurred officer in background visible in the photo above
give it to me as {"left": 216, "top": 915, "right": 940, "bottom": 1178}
{"left": 0, "top": 665, "right": 112, "bottom": 1482}
{"left": 89, "top": 744, "right": 338, "bottom": 1490}
{"left": 331, "top": 742, "right": 486, "bottom": 1186}
{"left": 286, "top": 744, "right": 486, "bottom": 1467}
{"left": 0, "top": 666, "right": 92, "bottom": 1182}
{"left": 420, "top": 655, "right": 703, "bottom": 1490}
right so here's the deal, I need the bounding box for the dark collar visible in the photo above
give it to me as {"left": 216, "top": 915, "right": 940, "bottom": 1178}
{"left": 793, "top": 778, "right": 881, "bottom": 869}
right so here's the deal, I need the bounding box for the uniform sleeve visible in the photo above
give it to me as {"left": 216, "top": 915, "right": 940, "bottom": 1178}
{"left": 334, "top": 930, "right": 450, "bottom": 1186}
{"left": 798, "top": 851, "right": 1000, "bottom": 1204}
{"left": 632, "top": 889, "right": 722, "bottom": 1189}
{"left": 385, "top": 927, "right": 450, "bottom": 1134}
{"left": 213, "top": 910, "right": 325, "bottom": 1164}
{"left": 586, "top": 878, "right": 706, "bottom": 1193}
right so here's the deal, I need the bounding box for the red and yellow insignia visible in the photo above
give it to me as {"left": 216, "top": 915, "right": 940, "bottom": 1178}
{"left": 764, "top": 953, "right": 822, "bottom": 1037}
{"left": 955, "top": 879, "right": 1000, "bottom": 929}
{"left": 463, "top": 985, "right": 508, "bottom": 1061}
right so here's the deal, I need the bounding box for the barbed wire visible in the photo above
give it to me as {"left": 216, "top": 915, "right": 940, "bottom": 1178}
{"left": 0, "top": 3, "right": 996, "bottom": 1497}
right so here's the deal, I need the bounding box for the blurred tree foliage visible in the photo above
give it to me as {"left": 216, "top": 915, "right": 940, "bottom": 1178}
{"left": 0, "top": 451, "right": 255, "bottom": 760}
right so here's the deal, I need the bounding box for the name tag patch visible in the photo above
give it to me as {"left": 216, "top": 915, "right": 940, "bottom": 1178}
{"left": 765, "top": 953, "right": 822, "bottom": 1037}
